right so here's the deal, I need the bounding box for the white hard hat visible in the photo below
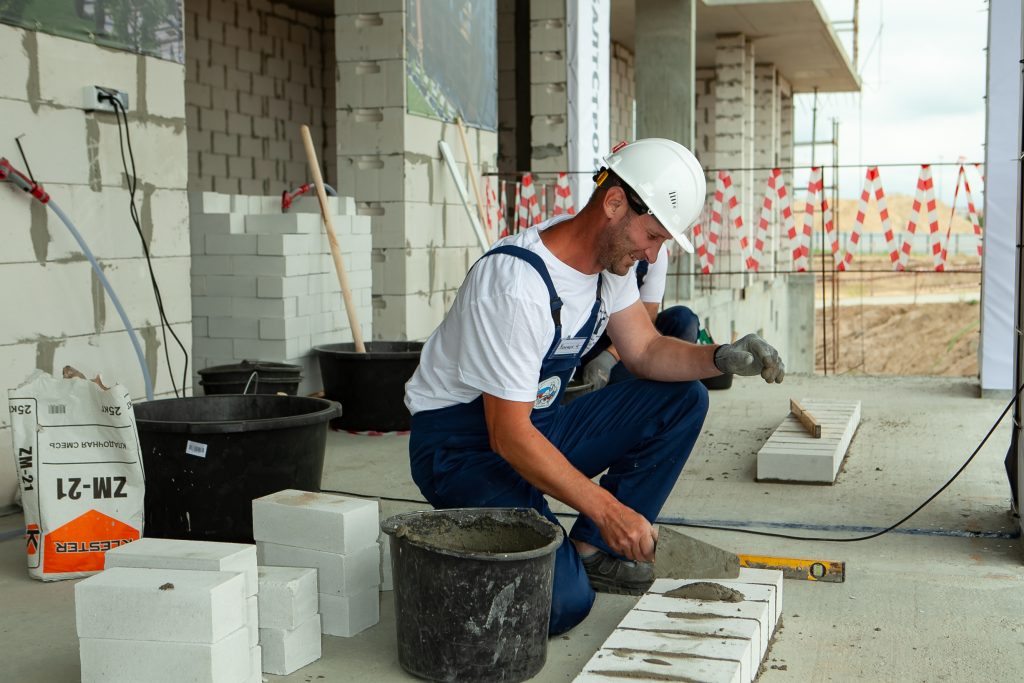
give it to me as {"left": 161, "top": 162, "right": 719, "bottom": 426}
{"left": 602, "top": 138, "right": 707, "bottom": 253}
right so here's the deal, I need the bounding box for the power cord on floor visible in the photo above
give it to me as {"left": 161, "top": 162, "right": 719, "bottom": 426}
{"left": 103, "top": 91, "right": 189, "bottom": 397}
{"left": 324, "top": 384, "right": 1023, "bottom": 543}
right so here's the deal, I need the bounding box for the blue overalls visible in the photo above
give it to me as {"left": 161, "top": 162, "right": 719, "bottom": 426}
{"left": 409, "top": 245, "right": 710, "bottom": 635}
{"left": 581, "top": 259, "right": 702, "bottom": 385}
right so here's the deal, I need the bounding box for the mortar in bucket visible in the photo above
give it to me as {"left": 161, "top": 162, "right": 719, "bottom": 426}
{"left": 381, "top": 508, "right": 563, "bottom": 683}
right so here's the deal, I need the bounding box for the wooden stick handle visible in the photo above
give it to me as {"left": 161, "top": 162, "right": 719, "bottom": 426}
{"left": 790, "top": 399, "right": 821, "bottom": 438}
{"left": 455, "top": 116, "right": 490, "bottom": 243}
{"left": 300, "top": 124, "right": 366, "bottom": 353}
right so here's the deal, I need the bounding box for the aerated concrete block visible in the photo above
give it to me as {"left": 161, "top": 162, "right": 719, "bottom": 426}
{"left": 251, "top": 489, "right": 378, "bottom": 554}
{"left": 257, "top": 542, "right": 380, "bottom": 596}
{"left": 319, "top": 589, "right": 380, "bottom": 637}
{"left": 257, "top": 566, "right": 318, "bottom": 630}
{"left": 247, "top": 595, "right": 259, "bottom": 647}
{"left": 75, "top": 568, "right": 247, "bottom": 643}
{"left": 246, "top": 646, "right": 262, "bottom": 683}
{"left": 104, "top": 538, "right": 258, "bottom": 596}
{"left": 259, "top": 613, "right": 322, "bottom": 675}
{"left": 79, "top": 626, "right": 250, "bottom": 683}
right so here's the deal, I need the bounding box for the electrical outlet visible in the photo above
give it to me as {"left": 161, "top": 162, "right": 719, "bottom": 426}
{"left": 82, "top": 85, "right": 129, "bottom": 113}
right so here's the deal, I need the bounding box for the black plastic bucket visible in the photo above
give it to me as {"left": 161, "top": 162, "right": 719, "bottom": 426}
{"left": 314, "top": 341, "right": 423, "bottom": 431}
{"left": 381, "top": 508, "right": 563, "bottom": 683}
{"left": 198, "top": 360, "right": 303, "bottom": 396}
{"left": 134, "top": 395, "right": 341, "bottom": 543}
{"left": 701, "top": 372, "right": 734, "bottom": 390}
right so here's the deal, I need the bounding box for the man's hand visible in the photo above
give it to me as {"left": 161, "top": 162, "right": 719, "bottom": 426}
{"left": 714, "top": 334, "right": 785, "bottom": 383}
{"left": 582, "top": 349, "right": 617, "bottom": 392}
{"left": 597, "top": 501, "right": 657, "bottom": 562}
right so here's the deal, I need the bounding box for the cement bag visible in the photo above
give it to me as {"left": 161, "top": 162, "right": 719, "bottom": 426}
{"left": 7, "top": 369, "right": 145, "bottom": 581}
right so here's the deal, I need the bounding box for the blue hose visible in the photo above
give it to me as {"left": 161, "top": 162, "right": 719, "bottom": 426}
{"left": 4, "top": 167, "right": 154, "bottom": 400}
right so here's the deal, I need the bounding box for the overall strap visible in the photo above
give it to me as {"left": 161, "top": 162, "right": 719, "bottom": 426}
{"left": 635, "top": 260, "right": 650, "bottom": 288}
{"left": 482, "top": 244, "right": 563, "bottom": 327}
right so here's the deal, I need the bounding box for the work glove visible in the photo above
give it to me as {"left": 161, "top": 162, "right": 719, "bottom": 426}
{"left": 713, "top": 334, "right": 785, "bottom": 383}
{"left": 582, "top": 350, "right": 617, "bottom": 392}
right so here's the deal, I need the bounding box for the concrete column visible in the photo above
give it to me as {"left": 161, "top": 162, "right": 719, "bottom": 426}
{"left": 778, "top": 74, "right": 794, "bottom": 171}
{"left": 714, "top": 33, "right": 752, "bottom": 288}
{"left": 610, "top": 43, "right": 635, "bottom": 144}
{"left": 754, "top": 64, "right": 777, "bottom": 170}
{"left": 754, "top": 63, "right": 778, "bottom": 273}
{"left": 336, "top": 3, "right": 498, "bottom": 341}
{"left": 694, "top": 68, "right": 716, "bottom": 163}
{"left": 634, "top": 0, "right": 696, "bottom": 148}
{"left": 529, "top": 0, "right": 569, "bottom": 175}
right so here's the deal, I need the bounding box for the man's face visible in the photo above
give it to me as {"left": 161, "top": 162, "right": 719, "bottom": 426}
{"left": 597, "top": 209, "right": 671, "bottom": 276}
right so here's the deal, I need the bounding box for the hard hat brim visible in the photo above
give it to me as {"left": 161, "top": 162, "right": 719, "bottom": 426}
{"left": 666, "top": 225, "right": 694, "bottom": 254}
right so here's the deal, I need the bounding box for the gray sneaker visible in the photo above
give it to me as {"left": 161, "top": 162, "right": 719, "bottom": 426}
{"left": 580, "top": 549, "right": 654, "bottom": 595}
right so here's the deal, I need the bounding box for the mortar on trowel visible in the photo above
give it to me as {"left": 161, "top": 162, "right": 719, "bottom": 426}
{"left": 654, "top": 525, "right": 740, "bottom": 579}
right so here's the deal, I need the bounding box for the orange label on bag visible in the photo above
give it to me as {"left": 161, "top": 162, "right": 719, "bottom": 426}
{"left": 42, "top": 509, "right": 139, "bottom": 574}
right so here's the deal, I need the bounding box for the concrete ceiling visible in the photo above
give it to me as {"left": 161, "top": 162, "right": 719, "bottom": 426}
{"left": 611, "top": 0, "right": 860, "bottom": 93}
{"left": 282, "top": 0, "right": 859, "bottom": 92}
{"left": 280, "top": 0, "right": 334, "bottom": 16}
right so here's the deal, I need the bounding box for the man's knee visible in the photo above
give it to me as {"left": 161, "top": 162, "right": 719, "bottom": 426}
{"left": 549, "top": 574, "right": 595, "bottom": 636}
{"left": 548, "top": 541, "right": 596, "bottom": 635}
{"left": 656, "top": 306, "right": 700, "bottom": 343}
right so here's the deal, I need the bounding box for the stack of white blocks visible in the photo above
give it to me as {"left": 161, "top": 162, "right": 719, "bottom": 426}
{"left": 257, "top": 566, "right": 321, "bottom": 675}
{"left": 77, "top": 538, "right": 260, "bottom": 683}
{"left": 188, "top": 191, "right": 373, "bottom": 396}
{"left": 253, "top": 489, "right": 381, "bottom": 638}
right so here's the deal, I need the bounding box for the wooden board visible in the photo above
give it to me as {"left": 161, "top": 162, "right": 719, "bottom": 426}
{"left": 756, "top": 399, "right": 861, "bottom": 483}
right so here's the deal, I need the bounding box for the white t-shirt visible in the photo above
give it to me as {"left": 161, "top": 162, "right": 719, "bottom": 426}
{"left": 405, "top": 216, "right": 640, "bottom": 415}
{"left": 639, "top": 243, "right": 669, "bottom": 303}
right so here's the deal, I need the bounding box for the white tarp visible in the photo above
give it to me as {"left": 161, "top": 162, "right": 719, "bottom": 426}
{"left": 566, "top": 0, "right": 610, "bottom": 209}
{"left": 981, "top": 0, "right": 1021, "bottom": 393}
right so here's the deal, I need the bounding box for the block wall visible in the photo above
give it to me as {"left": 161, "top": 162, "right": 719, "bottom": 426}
{"left": 610, "top": 43, "right": 635, "bottom": 144}
{"left": 497, "top": 0, "right": 518, "bottom": 180}
{"left": 529, "top": 0, "right": 569, "bottom": 175}
{"left": 184, "top": 0, "right": 336, "bottom": 196}
{"left": 189, "top": 193, "right": 372, "bottom": 395}
{"left": 0, "top": 24, "right": 191, "bottom": 507}
{"left": 335, "top": 0, "right": 498, "bottom": 342}
{"left": 694, "top": 68, "right": 716, "bottom": 166}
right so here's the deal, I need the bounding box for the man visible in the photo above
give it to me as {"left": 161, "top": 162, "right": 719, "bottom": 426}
{"left": 580, "top": 241, "right": 702, "bottom": 390}
{"left": 405, "top": 138, "right": 784, "bottom": 635}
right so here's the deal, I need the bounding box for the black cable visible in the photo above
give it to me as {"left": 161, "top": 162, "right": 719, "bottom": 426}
{"left": 105, "top": 93, "right": 189, "bottom": 397}
{"left": 322, "top": 386, "right": 1022, "bottom": 543}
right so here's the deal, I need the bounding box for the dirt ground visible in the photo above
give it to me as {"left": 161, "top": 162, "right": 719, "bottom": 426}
{"left": 810, "top": 254, "right": 981, "bottom": 376}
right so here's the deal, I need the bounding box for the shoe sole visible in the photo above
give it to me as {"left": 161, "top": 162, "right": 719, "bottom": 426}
{"left": 587, "top": 576, "right": 653, "bottom": 596}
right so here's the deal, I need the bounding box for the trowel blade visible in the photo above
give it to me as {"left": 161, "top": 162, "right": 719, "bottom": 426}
{"left": 653, "top": 525, "right": 741, "bottom": 579}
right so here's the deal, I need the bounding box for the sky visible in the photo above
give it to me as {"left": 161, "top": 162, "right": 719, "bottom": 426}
{"left": 793, "top": 0, "right": 989, "bottom": 199}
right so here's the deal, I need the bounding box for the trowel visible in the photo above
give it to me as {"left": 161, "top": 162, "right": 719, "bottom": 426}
{"left": 653, "top": 525, "right": 741, "bottom": 579}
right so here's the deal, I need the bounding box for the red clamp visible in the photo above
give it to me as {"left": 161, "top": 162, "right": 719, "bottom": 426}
{"left": 0, "top": 158, "right": 49, "bottom": 203}
{"left": 281, "top": 183, "right": 312, "bottom": 211}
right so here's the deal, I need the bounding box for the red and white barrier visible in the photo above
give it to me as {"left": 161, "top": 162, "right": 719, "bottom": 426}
{"left": 552, "top": 172, "right": 576, "bottom": 215}
{"left": 897, "top": 165, "right": 939, "bottom": 271}
{"left": 693, "top": 200, "right": 718, "bottom": 273}
{"left": 751, "top": 169, "right": 794, "bottom": 271}
{"left": 842, "top": 167, "right": 889, "bottom": 271}
{"left": 787, "top": 168, "right": 821, "bottom": 272}
{"left": 518, "top": 173, "right": 542, "bottom": 230}
{"left": 512, "top": 181, "right": 521, "bottom": 234}
{"left": 939, "top": 164, "right": 984, "bottom": 263}
{"left": 710, "top": 171, "right": 749, "bottom": 269}
{"left": 498, "top": 179, "right": 508, "bottom": 238}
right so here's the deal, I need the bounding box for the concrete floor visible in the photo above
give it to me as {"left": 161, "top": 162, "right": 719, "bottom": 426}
{"left": 1, "top": 374, "right": 1022, "bottom": 682}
